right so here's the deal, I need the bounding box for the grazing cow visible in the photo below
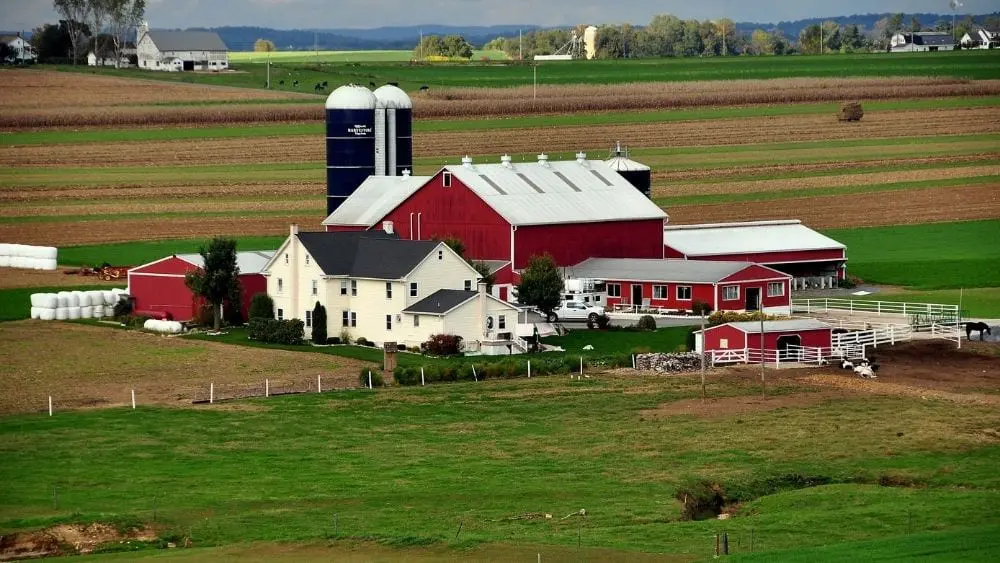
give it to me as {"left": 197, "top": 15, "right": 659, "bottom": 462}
{"left": 854, "top": 365, "right": 876, "bottom": 379}
{"left": 840, "top": 359, "right": 854, "bottom": 370}
{"left": 419, "top": 85, "right": 430, "bottom": 92}
{"left": 965, "top": 322, "right": 992, "bottom": 341}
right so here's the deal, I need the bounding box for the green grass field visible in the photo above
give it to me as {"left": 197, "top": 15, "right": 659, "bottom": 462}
{"left": 1, "top": 374, "right": 997, "bottom": 560}
{"left": 56, "top": 237, "right": 285, "bottom": 267}
{"left": 0, "top": 286, "right": 111, "bottom": 322}
{"left": 228, "top": 49, "right": 506, "bottom": 63}
{"left": 826, "top": 220, "right": 1000, "bottom": 290}
{"left": 53, "top": 50, "right": 1000, "bottom": 92}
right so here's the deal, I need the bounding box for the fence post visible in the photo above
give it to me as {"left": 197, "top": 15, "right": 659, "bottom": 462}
{"left": 631, "top": 354, "right": 636, "bottom": 369}
{"left": 472, "top": 365, "right": 478, "bottom": 381}
{"left": 891, "top": 326, "right": 895, "bottom": 345}
{"left": 421, "top": 367, "right": 425, "bottom": 385}
{"left": 131, "top": 389, "right": 136, "bottom": 410}
{"left": 48, "top": 395, "right": 53, "bottom": 416}
{"left": 579, "top": 356, "right": 584, "bottom": 378}
{"left": 265, "top": 379, "right": 270, "bottom": 398}
{"left": 210, "top": 383, "right": 214, "bottom": 404}
{"left": 368, "top": 371, "right": 373, "bottom": 389}
{"left": 317, "top": 375, "right": 322, "bottom": 393}
{"left": 527, "top": 361, "right": 531, "bottom": 378}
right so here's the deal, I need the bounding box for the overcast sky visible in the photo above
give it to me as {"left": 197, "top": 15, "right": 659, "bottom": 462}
{"left": 1, "top": 0, "right": 995, "bottom": 31}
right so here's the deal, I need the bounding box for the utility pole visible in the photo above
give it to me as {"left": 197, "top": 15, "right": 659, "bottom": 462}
{"left": 759, "top": 293, "right": 766, "bottom": 397}
{"left": 266, "top": 52, "right": 270, "bottom": 88}
{"left": 700, "top": 312, "right": 707, "bottom": 401}
{"left": 722, "top": 20, "right": 726, "bottom": 55}
{"left": 519, "top": 29, "right": 523, "bottom": 61}
{"left": 533, "top": 64, "right": 537, "bottom": 100}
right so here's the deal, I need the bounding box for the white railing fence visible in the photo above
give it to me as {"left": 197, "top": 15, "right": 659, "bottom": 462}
{"left": 710, "top": 344, "right": 869, "bottom": 368}
{"left": 832, "top": 324, "right": 912, "bottom": 349}
{"left": 792, "top": 298, "right": 959, "bottom": 320}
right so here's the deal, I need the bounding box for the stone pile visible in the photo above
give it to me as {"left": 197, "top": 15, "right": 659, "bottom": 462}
{"left": 635, "top": 352, "right": 704, "bottom": 373}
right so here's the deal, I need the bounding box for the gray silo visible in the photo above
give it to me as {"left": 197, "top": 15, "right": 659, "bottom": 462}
{"left": 605, "top": 141, "right": 651, "bottom": 199}
{"left": 373, "top": 84, "right": 414, "bottom": 177}
{"left": 325, "top": 85, "right": 378, "bottom": 216}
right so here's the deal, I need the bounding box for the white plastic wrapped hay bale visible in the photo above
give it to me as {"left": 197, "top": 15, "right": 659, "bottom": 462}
{"left": 67, "top": 292, "right": 81, "bottom": 307}
{"left": 55, "top": 307, "right": 68, "bottom": 320}
{"left": 0, "top": 256, "right": 9, "bottom": 268}
{"left": 30, "top": 307, "right": 40, "bottom": 319}
{"left": 103, "top": 291, "right": 115, "bottom": 306}
{"left": 80, "top": 306, "right": 93, "bottom": 319}
{"left": 76, "top": 291, "right": 91, "bottom": 307}
{"left": 39, "top": 308, "right": 56, "bottom": 321}
{"left": 30, "top": 294, "right": 43, "bottom": 307}
{"left": 56, "top": 292, "right": 70, "bottom": 307}
{"left": 0, "top": 242, "right": 10, "bottom": 256}
{"left": 92, "top": 304, "right": 105, "bottom": 318}
{"left": 39, "top": 293, "right": 58, "bottom": 309}
{"left": 39, "top": 258, "right": 58, "bottom": 270}
{"left": 67, "top": 306, "right": 81, "bottom": 320}
{"left": 144, "top": 319, "right": 182, "bottom": 333}
{"left": 9, "top": 256, "right": 24, "bottom": 269}
{"left": 37, "top": 246, "right": 57, "bottom": 260}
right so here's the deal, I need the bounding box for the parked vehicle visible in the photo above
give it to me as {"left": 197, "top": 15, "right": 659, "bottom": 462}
{"left": 547, "top": 301, "right": 604, "bottom": 323}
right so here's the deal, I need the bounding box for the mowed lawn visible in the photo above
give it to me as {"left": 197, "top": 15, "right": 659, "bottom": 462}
{"left": 1, "top": 369, "right": 999, "bottom": 559}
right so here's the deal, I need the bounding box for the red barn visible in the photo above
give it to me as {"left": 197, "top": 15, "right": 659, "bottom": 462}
{"left": 322, "top": 154, "right": 668, "bottom": 270}
{"left": 565, "top": 258, "right": 792, "bottom": 314}
{"left": 663, "top": 221, "right": 847, "bottom": 289}
{"left": 695, "top": 319, "right": 832, "bottom": 359}
{"left": 127, "top": 251, "right": 274, "bottom": 321}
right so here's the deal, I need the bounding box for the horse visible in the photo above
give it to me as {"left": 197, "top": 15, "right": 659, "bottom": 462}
{"left": 965, "top": 322, "right": 992, "bottom": 341}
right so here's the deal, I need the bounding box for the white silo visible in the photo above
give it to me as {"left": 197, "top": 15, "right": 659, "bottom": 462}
{"left": 373, "top": 84, "right": 413, "bottom": 177}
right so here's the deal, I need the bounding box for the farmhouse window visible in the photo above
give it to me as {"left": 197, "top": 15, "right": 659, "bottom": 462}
{"left": 499, "top": 315, "right": 506, "bottom": 329}
{"left": 464, "top": 280, "right": 472, "bottom": 291}
{"left": 351, "top": 280, "right": 357, "bottom": 296}
{"left": 285, "top": 253, "right": 288, "bottom": 264}
{"left": 277, "top": 308, "right": 284, "bottom": 321}
{"left": 342, "top": 310, "right": 349, "bottom": 327}
{"left": 768, "top": 282, "right": 785, "bottom": 297}
{"left": 607, "top": 283, "right": 621, "bottom": 297}
{"left": 277, "top": 278, "right": 283, "bottom": 293}
{"left": 312, "top": 280, "right": 318, "bottom": 296}
{"left": 305, "top": 255, "right": 310, "bottom": 265}
{"left": 305, "top": 311, "right": 312, "bottom": 328}
{"left": 438, "top": 250, "right": 443, "bottom": 260}
{"left": 413, "top": 315, "right": 420, "bottom": 327}
{"left": 720, "top": 338, "right": 729, "bottom": 349}
{"left": 340, "top": 280, "right": 348, "bottom": 295}
{"left": 653, "top": 285, "right": 667, "bottom": 299}
{"left": 386, "top": 315, "right": 392, "bottom": 330}
{"left": 443, "top": 172, "right": 452, "bottom": 187}
{"left": 386, "top": 282, "right": 393, "bottom": 299}
{"left": 723, "top": 285, "right": 739, "bottom": 300}
{"left": 350, "top": 312, "right": 357, "bottom": 327}
{"left": 410, "top": 282, "right": 418, "bottom": 297}
{"left": 677, "top": 286, "right": 692, "bottom": 300}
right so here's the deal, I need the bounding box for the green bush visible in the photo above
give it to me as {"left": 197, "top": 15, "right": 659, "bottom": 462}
{"left": 595, "top": 313, "right": 611, "bottom": 330}
{"left": 692, "top": 300, "right": 712, "bottom": 316}
{"left": 248, "top": 293, "right": 274, "bottom": 320}
{"left": 457, "top": 364, "right": 477, "bottom": 381}
{"left": 707, "top": 310, "right": 774, "bottom": 327}
{"left": 393, "top": 366, "right": 421, "bottom": 386}
{"left": 636, "top": 315, "right": 657, "bottom": 331}
{"left": 359, "top": 367, "right": 384, "bottom": 388}
{"left": 311, "top": 302, "right": 327, "bottom": 344}
{"left": 247, "top": 318, "right": 305, "bottom": 345}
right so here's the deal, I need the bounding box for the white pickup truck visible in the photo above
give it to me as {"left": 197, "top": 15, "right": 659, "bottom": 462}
{"left": 547, "top": 301, "right": 605, "bottom": 323}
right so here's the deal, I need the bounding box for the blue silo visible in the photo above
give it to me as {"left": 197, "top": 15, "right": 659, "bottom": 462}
{"left": 325, "top": 85, "right": 378, "bottom": 216}
{"left": 374, "top": 85, "right": 413, "bottom": 176}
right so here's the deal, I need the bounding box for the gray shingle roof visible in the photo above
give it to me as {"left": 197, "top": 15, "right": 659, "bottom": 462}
{"left": 910, "top": 32, "right": 954, "bottom": 46}
{"left": 147, "top": 30, "right": 228, "bottom": 52}
{"left": 403, "top": 289, "right": 478, "bottom": 315}
{"left": 295, "top": 231, "right": 438, "bottom": 279}
{"left": 567, "top": 258, "right": 772, "bottom": 284}
{"left": 725, "top": 319, "right": 830, "bottom": 333}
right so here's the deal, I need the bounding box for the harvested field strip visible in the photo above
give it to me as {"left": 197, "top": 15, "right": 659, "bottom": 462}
{"left": 0, "top": 208, "right": 318, "bottom": 225}
{"left": 0, "top": 198, "right": 325, "bottom": 217}
{"left": 58, "top": 237, "right": 286, "bottom": 266}
{"left": 4, "top": 97, "right": 999, "bottom": 143}
{"left": 0, "top": 215, "right": 316, "bottom": 246}
{"left": 0, "top": 184, "right": 325, "bottom": 203}
{"left": 667, "top": 184, "right": 1000, "bottom": 229}
{"left": 0, "top": 163, "right": 320, "bottom": 187}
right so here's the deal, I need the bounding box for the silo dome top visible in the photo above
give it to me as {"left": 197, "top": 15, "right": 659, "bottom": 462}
{"left": 374, "top": 84, "right": 413, "bottom": 109}
{"left": 605, "top": 156, "right": 650, "bottom": 172}
{"left": 325, "top": 85, "right": 378, "bottom": 110}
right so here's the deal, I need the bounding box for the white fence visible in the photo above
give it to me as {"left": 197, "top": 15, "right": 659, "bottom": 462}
{"left": 792, "top": 298, "right": 959, "bottom": 320}
{"left": 832, "top": 324, "right": 912, "bottom": 349}
{"left": 710, "top": 344, "right": 866, "bottom": 368}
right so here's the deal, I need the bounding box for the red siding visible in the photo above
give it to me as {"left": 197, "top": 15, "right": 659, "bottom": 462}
{"left": 671, "top": 248, "right": 845, "bottom": 264}
{"left": 325, "top": 225, "right": 368, "bottom": 232}
{"left": 702, "top": 324, "right": 831, "bottom": 351}
{"left": 239, "top": 274, "right": 267, "bottom": 320}
{"left": 716, "top": 279, "right": 790, "bottom": 311}
{"left": 604, "top": 281, "right": 715, "bottom": 311}
{"left": 663, "top": 245, "right": 685, "bottom": 259}
{"left": 702, "top": 324, "right": 748, "bottom": 351}
{"left": 515, "top": 219, "right": 663, "bottom": 270}
{"left": 380, "top": 172, "right": 512, "bottom": 262}
{"left": 130, "top": 256, "right": 200, "bottom": 276}
{"left": 721, "top": 264, "right": 790, "bottom": 283}
{"left": 491, "top": 263, "right": 516, "bottom": 286}
{"left": 129, "top": 271, "right": 263, "bottom": 322}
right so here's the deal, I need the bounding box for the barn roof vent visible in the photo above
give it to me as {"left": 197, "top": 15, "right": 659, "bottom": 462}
{"left": 575, "top": 152, "right": 588, "bottom": 165}
{"left": 537, "top": 153, "right": 549, "bottom": 166}
{"left": 500, "top": 154, "right": 513, "bottom": 168}
{"left": 402, "top": 169, "right": 411, "bottom": 177}
{"left": 461, "top": 155, "right": 474, "bottom": 168}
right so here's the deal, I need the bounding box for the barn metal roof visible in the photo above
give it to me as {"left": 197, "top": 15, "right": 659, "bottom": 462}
{"left": 566, "top": 258, "right": 760, "bottom": 283}
{"left": 403, "top": 289, "right": 478, "bottom": 315}
{"left": 146, "top": 30, "right": 228, "bottom": 52}
{"left": 321, "top": 175, "right": 431, "bottom": 227}
{"left": 444, "top": 159, "right": 667, "bottom": 226}
{"left": 175, "top": 250, "right": 275, "bottom": 275}
{"left": 724, "top": 319, "right": 831, "bottom": 333}
{"left": 663, "top": 220, "right": 845, "bottom": 257}
{"left": 910, "top": 32, "right": 954, "bottom": 46}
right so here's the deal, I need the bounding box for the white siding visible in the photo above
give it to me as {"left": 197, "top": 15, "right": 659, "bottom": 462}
{"left": 406, "top": 244, "right": 481, "bottom": 306}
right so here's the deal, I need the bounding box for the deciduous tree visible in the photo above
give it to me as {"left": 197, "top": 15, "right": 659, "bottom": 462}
{"left": 185, "top": 237, "right": 240, "bottom": 331}
{"left": 52, "top": 0, "right": 89, "bottom": 63}
{"left": 254, "top": 38, "right": 276, "bottom": 52}
{"left": 107, "top": 0, "right": 144, "bottom": 67}
{"left": 516, "top": 254, "right": 563, "bottom": 318}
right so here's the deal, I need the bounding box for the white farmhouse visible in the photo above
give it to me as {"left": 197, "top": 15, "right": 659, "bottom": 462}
{"left": 960, "top": 28, "right": 999, "bottom": 49}
{"left": 1, "top": 34, "right": 35, "bottom": 63}
{"left": 890, "top": 31, "right": 955, "bottom": 52}
{"left": 263, "top": 226, "right": 523, "bottom": 354}
{"left": 135, "top": 21, "right": 228, "bottom": 72}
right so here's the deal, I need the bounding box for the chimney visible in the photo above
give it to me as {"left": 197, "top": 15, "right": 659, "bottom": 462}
{"left": 382, "top": 220, "right": 394, "bottom": 234}
{"left": 402, "top": 169, "right": 411, "bottom": 177}
{"left": 478, "top": 281, "right": 488, "bottom": 336}
{"left": 575, "top": 151, "right": 587, "bottom": 165}
{"left": 290, "top": 223, "right": 299, "bottom": 236}
{"left": 461, "top": 155, "right": 473, "bottom": 168}
{"left": 500, "top": 154, "right": 513, "bottom": 168}
{"left": 537, "top": 153, "right": 549, "bottom": 166}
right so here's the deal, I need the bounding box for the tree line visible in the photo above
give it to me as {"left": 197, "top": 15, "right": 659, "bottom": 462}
{"left": 35, "top": 0, "right": 145, "bottom": 65}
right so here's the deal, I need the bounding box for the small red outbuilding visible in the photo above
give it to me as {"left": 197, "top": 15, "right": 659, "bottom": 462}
{"left": 695, "top": 319, "right": 832, "bottom": 358}
{"left": 127, "top": 251, "right": 274, "bottom": 321}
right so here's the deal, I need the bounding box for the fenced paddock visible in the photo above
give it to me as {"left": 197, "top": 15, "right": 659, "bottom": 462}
{"left": 710, "top": 343, "right": 866, "bottom": 368}
{"left": 792, "top": 298, "right": 959, "bottom": 320}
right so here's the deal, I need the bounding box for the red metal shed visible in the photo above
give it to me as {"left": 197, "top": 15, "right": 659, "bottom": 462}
{"left": 127, "top": 251, "right": 274, "bottom": 321}
{"left": 322, "top": 156, "right": 668, "bottom": 269}
{"left": 696, "top": 319, "right": 832, "bottom": 354}
{"left": 566, "top": 258, "right": 792, "bottom": 314}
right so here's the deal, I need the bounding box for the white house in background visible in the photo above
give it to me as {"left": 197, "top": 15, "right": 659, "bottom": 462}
{"left": 87, "top": 51, "right": 128, "bottom": 67}
{"left": 1, "top": 34, "right": 34, "bottom": 63}
{"left": 262, "top": 225, "right": 523, "bottom": 354}
{"left": 960, "top": 28, "right": 999, "bottom": 49}
{"left": 890, "top": 31, "right": 955, "bottom": 52}
{"left": 135, "top": 21, "right": 228, "bottom": 72}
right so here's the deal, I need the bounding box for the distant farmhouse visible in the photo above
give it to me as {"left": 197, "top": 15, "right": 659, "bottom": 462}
{"left": 889, "top": 31, "right": 955, "bottom": 52}
{"left": 960, "top": 28, "right": 999, "bottom": 49}
{"left": 136, "top": 21, "right": 228, "bottom": 72}
{"left": 1, "top": 34, "right": 35, "bottom": 63}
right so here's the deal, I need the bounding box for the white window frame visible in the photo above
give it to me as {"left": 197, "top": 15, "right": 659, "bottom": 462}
{"left": 350, "top": 312, "right": 357, "bottom": 327}
{"left": 498, "top": 315, "right": 506, "bottom": 330}
{"left": 652, "top": 285, "right": 667, "bottom": 299}
{"left": 410, "top": 282, "right": 418, "bottom": 297}
{"left": 305, "top": 254, "right": 310, "bottom": 265}
{"left": 305, "top": 310, "right": 312, "bottom": 328}
{"left": 312, "top": 280, "right": 318, "bottom": 296}
{"left": 676, "top": 286, "right": 692, "bottom": 301}
{"left": 768, "top": 282, "right": 785, "bottom": 297}
{"left": 413, "top": 315, "right": 420, "bottom": 327}
{"left": 340, "top": 280, "right": 348, "bottom": 295}
{"left": 723, "top": 285, "right": 740, "bottom": 301}
{"left": 342, "top": 310, "right": 349, "bottom": 327}
{"left": 350, "top": 280, "right": 357, "bottom": 296}
{"left": 277, "top": 278, "right": 283, "bottom": 293}
{"left": 277, "top": 308, "right": 284, "bottom": 321}
{"left": 438, "top": 249, "right": 443, "bottom": 260}
{"left": 607, "top": 283, "right": 621, "bottom": 298}
{"left": 464, "top": 279, "right": 472, "bottom": 291}
{"left": 443, "top": 171, "right": 452, "bottom": 187}
{"left": 386, "top": 282, "right": 393, "bottom": 299}
{"left": 285, "top": 253, "right": 288, "bottom": 264}
{"left": 386, "top": 315, "right": 392, "bottom": 331}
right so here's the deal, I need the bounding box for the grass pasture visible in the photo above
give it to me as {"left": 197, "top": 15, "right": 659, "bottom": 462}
{"left": 228, "top": 49, "right": 506, "bottom": 63}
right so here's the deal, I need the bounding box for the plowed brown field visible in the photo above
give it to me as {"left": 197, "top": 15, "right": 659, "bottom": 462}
{"left": 667, "top": 183, "right": 1000, "bottom": 228}
{"left": 0, "top": 182, "right": 325, "bottom": 202}
{"left": 4, "top": 108, "right": 999, "bottom": 168}
{"left": 0, "top": 199, "right": 323, "bottom": 217}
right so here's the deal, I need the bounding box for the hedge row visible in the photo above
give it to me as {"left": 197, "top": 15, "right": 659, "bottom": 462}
{"left": 247, "top": 318, "right": 305, "bottom": 345}
{"left": 392, "top": 354, "right": 635, "bottom": 386}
